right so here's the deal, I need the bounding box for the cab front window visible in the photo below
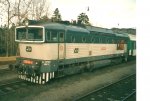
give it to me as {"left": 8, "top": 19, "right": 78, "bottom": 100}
{"left": 16, "top": 27, "right": 44, "bottom": 42}
{"left": 28, "top": 28, "right": 43, "bottom": 41}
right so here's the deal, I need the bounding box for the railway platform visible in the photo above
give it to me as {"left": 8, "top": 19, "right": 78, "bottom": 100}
{"left": 0, "top": 56, "right": 17, "bottom": 66}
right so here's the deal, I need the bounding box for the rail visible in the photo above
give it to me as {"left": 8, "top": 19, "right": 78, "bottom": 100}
{"left": 74, "top": 73, "right": 136, "bottom": 101}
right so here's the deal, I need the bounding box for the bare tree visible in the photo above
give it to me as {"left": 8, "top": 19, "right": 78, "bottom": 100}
{"left": 0, "top": 0, "right": 11, "bottom": 28}
{"left": 0, "top": 0, "right": 52, "bottom": 56}
{"left": 0, "top": 0, "right": 21, "bottom": 56}
{"left": 0, "top": 0, "right": 11, "bottom": 56}
{"left": 0, "top": 0, "right": 51, "bottom": 26}
{"left": 30, "top": 0, "right": 51, "bottom": 20}
{"left": 13, "top": 0, "right": 32, "bottom": 25}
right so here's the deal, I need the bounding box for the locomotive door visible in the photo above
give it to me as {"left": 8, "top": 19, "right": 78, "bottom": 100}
{"left": 58, "top": 32, "right": 65, "bottom": 59}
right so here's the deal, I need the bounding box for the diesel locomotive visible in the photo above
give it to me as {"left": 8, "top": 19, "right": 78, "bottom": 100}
{"left": 14, "top": 22, "right": 136, "bottom": 84}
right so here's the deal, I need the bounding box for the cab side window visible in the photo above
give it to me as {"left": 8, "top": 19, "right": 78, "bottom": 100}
{"left": 71, "top": 36, "right": 75, "bottom": 43}
{"left": 46, "top": 30, "right": 58, "bottom": 42}
{"left": 51, "top": 31, "right": 58, "bottom": 42}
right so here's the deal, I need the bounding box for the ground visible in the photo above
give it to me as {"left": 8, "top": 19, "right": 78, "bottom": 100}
{"left": 0, "top": 61, "right": 136, "bottom": 101}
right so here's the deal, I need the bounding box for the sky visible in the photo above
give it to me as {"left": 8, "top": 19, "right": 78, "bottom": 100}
{"left": 50, "top": 0, "right": 136, "bottom": 28}
{"left": 0, "top": 0, "right": 136, "bottom": 29}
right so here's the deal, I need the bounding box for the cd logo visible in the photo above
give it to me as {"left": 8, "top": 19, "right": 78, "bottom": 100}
{"left": 26, "top": 46, "right": 32, "bottom": 52}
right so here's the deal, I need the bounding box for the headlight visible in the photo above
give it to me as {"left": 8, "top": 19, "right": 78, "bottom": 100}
{"left": 42, "top": 61, "right": 51, "bottom": 66}
{"left": 35, "top": 62, "right": 38, "bottom": 65}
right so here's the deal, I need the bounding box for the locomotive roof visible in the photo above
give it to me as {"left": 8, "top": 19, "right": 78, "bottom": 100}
{"left": 86, "top": 26, "right": 114, "bottom": 34}
{"left": 16, "top": 23, "right": 134, "bottom": 40}
{"left": 42, "top": 23, "right": 89, "bottom": 33}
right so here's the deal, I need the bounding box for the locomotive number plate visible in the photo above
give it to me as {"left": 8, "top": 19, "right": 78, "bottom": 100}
{"left": 26, "top": 46, "right": 32, "bottom": 52}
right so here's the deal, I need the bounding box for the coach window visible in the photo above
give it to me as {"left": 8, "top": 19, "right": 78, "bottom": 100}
{"left": 91, "top": 37, "right": 95, "bottom": 43}
{"left": 99, "top": 38, "right": 102, "bottom": 43}
{"left": 107, "top": 39, "right": 109, "bottom": 43}
{"left": 82, "top": 37, "right": 86, "bottom": 43}
{"left": 109, "top": 39, "right": 112, "bottom": 43}
{"left": 103, "top": 38, "right": 106, "bottom": 43}
{"left": 112, "top": 39, "right": 115, "bottom": 44}
{"left": 71, "top": 36, "right": 75, "bottom": 43}
{"left": 51, "top": 31, "right": 58, "bottom": 42}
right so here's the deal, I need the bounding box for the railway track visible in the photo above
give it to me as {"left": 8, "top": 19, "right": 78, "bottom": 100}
{"left": 74, "top": 73, "right": 136, "bottom": 101}
{"left": 122, "top": 91, "right": 136, "bottom": 101}
{"left": 0, "top": 68, "right": 12, "bottom": 74}
{"left": 0, "top": 80, "right": 29, "bottom": 96}
{"left": 0, "top": 65, "right": 11, "bottom": 74}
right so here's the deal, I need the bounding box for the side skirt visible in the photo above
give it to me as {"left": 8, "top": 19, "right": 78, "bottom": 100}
{"left": 56, "top": 56, "right": 125, "bottom": 77}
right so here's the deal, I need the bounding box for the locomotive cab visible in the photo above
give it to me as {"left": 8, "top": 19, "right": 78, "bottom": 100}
{"left": 15, "top": 25, "right": 63, "bottom": 84}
